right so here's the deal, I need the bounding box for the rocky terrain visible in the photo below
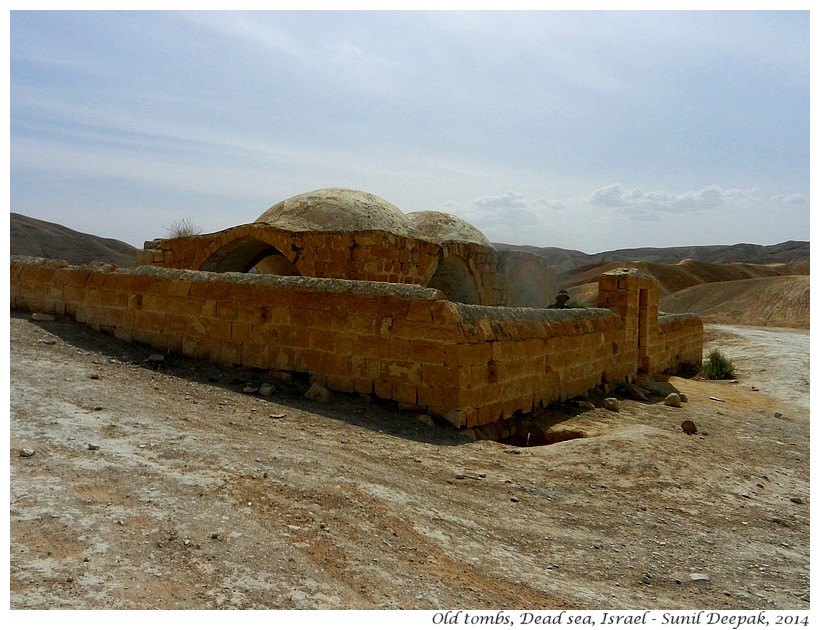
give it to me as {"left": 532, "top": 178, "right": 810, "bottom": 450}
{"left": 9, "top": 311, "right": 810, "bottom": 610}
{"left": 8, "top": 214, "right": 811, "bottom": 612}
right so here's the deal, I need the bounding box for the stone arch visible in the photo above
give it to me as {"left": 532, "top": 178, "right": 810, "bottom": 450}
{"left": 427, "top": 255, "right": 481, "bottom": 304}
{"left": 200, "top": 236, "right": 299, "bottom": 275}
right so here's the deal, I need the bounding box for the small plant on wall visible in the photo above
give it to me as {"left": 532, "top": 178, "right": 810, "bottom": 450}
{"left": 700, "top": 348, "right": 736, "bottom": 380}
{"left": 164, "top": 216, "right": 203, "bottom": 238}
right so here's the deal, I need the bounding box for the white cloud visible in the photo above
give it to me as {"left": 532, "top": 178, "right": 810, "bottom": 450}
{"left": 772, "top": 193, "right": 808, "bottom": 205}
{"left": 442, "top": 190, "right": 548, "bottom": 244}
{"left": 589, "top": 183, "right": 759, "bottom": 215}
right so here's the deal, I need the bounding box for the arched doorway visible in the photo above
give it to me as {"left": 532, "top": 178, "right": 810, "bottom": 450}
{"left": 200, "top": 237, "right": 300, "bottom": 275}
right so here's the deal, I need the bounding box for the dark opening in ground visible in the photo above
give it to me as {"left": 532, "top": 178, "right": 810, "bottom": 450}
{"left": 497, "top": 429, "right": 586, "bottom": 447}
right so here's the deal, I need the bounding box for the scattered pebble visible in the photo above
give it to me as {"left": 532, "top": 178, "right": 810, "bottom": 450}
{"left": 31, "top": 312, "right": 56, "bottom": 322}
{"left": 790, "top": 497, "right": 804, "bottom": 505}
{"left": 18, "top": 448, "right": 35, "bottom": 458}
{"left": 510, "top": 496, "right": 520, "bottom": 503}
{"left": 681, "top": 420, "right": 698, "bottom": 435}
{"left": 664, "top": 393, "right": 682, "bottom": 408}
{"left": 690, "top": 573, "right": 710, "bottom": 583}
{"left": 603, "top": 397, "right": 620, "bottom": 412}
{"left": 87, "top": 443, "right": 100, "bottom": 451}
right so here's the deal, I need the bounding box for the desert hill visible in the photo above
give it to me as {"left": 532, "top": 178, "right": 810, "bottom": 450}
{"left": 495, "top": 240, "right": 810, "bottom": 274}
{"left": 561, "top": 258, "right": 809, "bottom": 297}
{"left": 10, "top": 212, "right": 137, "bottom": 268}
{"left": 559, "top": 259, "right": 810, "bottom": 329}
{"left": 660, "top": 275, "right": 810, "bottom": 329}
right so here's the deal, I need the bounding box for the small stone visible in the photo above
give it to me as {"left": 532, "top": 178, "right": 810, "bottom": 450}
{"left": 304, "top": 382, "right": 334, "bottom": 404}
{"left": 148, "top": 353, "right": 165, "bottom": 363}
{"left": 31, "top": 312, "right": 56, "bottom": 322}
{"left": 678, "top": 393, "right": 688, "bottom": 403}
{"left": 622, "top": 383, "right": 649, "bottom": 401}
{"left": 774, "top": 412, "right": 783, "bottom": 419}
{"left": 258, "top": 383, "right": 275, "bottom": 397}
{"left": 664, "top": 393, "right": 682, "bottom": 408}
{"left": 243, "top": 385, "right": 259, "bottom": 394}
{"left": 790, "top": 497, "right": 804, "bottom": 505}
{"left": 576, "top": 400, "right": 595, "bottom": 410}
{"left": 18, "top": 448, "right": 35, "bottom": 458}
{"left": 89, "top": 373, "right": 101, "bottom": 380}
{"left": 87, "top": 443, "right": 100, "bottom": 451}
{"left": 681, "top": 420, "right": 698, "bottom": 435}
{"left": 603, "top": 397, "right": 620, "bottom": 412}
{"left": 416, "top": 414, "right": 435, "bottom": 426}
{"left": 690, "top": 573, "right": 710, "bottom": 583}
{"left": 510, "top": 496, "right": 520, "bottom": 503}
{"left": 271, "top": 370, "right": 292, "bottom": 383}
{"left": 269, "top": 413, "right": 286, "bottom": 419}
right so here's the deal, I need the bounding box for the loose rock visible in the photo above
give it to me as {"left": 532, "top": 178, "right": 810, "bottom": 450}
{"left": 87, "top": 443, "right": 101, "bottom": 451}
{"left": 789, "top": 497, "right": 804, "bottom": 505}
{"left": 31, "top": 312, "right": 56, "bottom": 322}
{"left": 243, "top": 385, "right": 259, "bottom": 394}
{"left": 622, "top": 384, "right": 649, "bottom": 401}
{"left": 304, "top": 382, "right": 335, "bottom": 404}
{"left": 18, "top": 448, "right": 35, "bottom": 458}
{"left": 603, "top": 397, "right": 620, "bottom": 412}
{"left": 258, "top": 383, "right": 275, "bottom": 397}
{"left": 681, "top": 420, "right": 698, "bottom": 435}
{"left": 664, "top": 393, "right": 682, "bottom": 408}
{"left": 690, "top": 573, "right": 710, "bottom": 583}
{"left": 576, "top": 400, "right": 595, "bottom": 410}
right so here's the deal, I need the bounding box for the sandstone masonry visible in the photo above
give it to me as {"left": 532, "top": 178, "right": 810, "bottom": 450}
{"left": 10, "top": 256, "right": 702, "bottom": 429}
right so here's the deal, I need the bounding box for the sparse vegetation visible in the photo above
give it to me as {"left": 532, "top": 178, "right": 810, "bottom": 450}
{"left": 165, "top": 216, "right": 204, "bottom": 238}
{"left": 700, "top": 348, "right": 736, "bottom": 380}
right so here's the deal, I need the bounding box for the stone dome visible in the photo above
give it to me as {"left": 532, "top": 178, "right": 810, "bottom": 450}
{"left": 256, "top": 188, "right": 412, "bottom": 236}
{"left": 405, "top": 211, "right": 492, "bottom": 247}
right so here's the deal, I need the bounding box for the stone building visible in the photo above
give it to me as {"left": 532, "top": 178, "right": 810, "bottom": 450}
{"left": 10, "top": 187, "right": 703, "bottom": 431}
{"left": 137, "top": 188, "right": 557, "bottom": 308}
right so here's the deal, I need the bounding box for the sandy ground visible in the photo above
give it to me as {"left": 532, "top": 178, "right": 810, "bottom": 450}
{"left": 9, "top": 311, "right": 810, "bottom": 611}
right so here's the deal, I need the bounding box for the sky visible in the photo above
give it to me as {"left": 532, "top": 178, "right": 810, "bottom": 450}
{"left": 8, "top": 9, "right": 811, "bottom": 254}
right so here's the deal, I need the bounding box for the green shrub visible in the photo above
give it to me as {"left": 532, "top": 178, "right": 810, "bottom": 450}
{"left": 700, "top": 348, "right": 736, "bottom": 380}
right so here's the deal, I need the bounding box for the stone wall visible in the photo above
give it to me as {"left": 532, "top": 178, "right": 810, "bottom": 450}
{"left": 137, "top": 225, "right": 553, "bottom": 309}
{"left": 654, "top": 314, "right": 704, "bottom": 374}
{"left": 11, "top": 257, "right": 701, "bottom": 429}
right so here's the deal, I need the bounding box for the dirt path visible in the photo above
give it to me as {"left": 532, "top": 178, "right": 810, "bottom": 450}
{"left": 9, "top": 313, "right": 811, "bottom": 610}
{"left": 703, "top": 325, "right": 810, "bottom": 410}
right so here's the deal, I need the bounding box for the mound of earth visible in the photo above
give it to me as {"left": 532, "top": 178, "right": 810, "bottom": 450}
{"left": 660, "top": 276, "right": 810, "bottom": 329}
{"left": 496, "top": 241, "right": 809, "bottom": 275}
{"left": 10, "top": 312, "right": 809, "bottom": 610}
{"left": 560, "top": 259, "right": 808, "bottom": 298}
{"left": 10, "top": 213, "right": 137, "bottom": 268}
